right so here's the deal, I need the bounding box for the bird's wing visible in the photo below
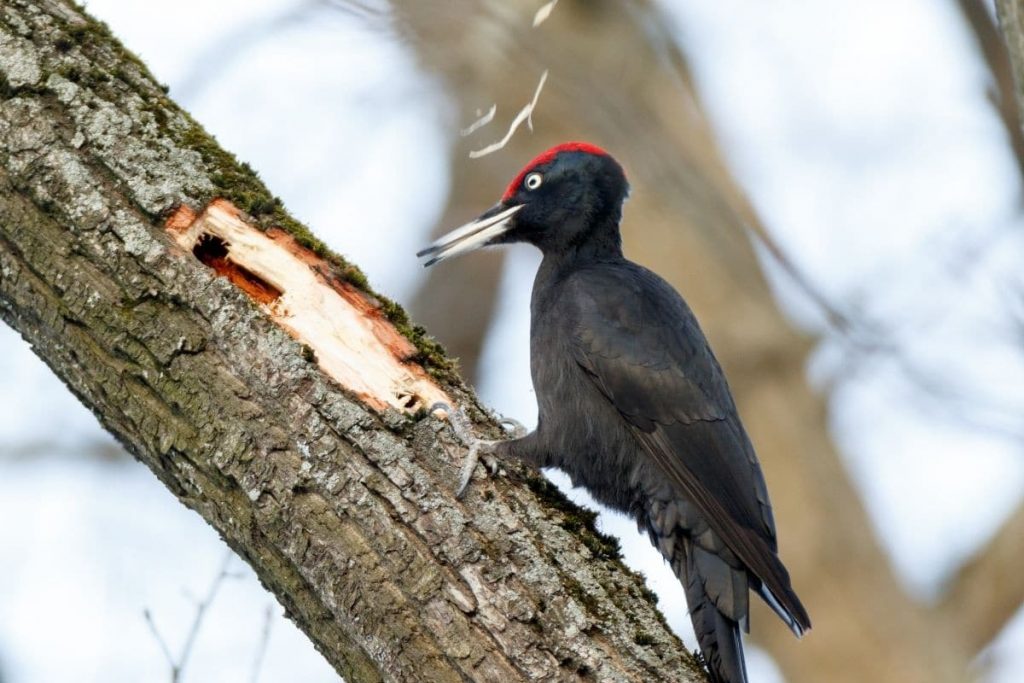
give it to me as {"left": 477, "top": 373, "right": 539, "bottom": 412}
{"left": 566, "top": 264, "right": 810, "bottom": 632}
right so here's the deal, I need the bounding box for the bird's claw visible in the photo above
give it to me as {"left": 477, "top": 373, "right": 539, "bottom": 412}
{"left": 499, "top": 417, "right": 528, "bottom": 438}
{"left": 455, "top": 438, "right": 501, "bottom": 498}
{"left": 428, "top": 402, "right": 522, "bottom": 498}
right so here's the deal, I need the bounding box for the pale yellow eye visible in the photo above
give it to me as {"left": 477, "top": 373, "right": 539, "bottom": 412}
{"left": 524, "top": 172, "right": 543, "bottom": 190}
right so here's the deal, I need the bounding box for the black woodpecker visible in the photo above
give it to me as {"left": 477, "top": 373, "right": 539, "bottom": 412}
{"left": 418, "top": 142, "right": 810, "bottom": 683}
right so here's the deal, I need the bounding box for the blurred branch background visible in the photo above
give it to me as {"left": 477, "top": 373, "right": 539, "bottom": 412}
{"left": 2, "top": 0, "right": 1023, "bottom": 681}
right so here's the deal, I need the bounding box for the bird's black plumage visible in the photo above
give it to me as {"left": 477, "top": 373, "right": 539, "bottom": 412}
{"left": 419, "top": 142, "right": 810, "bottom": 683}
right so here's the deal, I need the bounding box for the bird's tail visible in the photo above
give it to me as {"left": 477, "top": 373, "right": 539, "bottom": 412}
{"left": 683, "top": 544, "right": 749, "bottom": 683}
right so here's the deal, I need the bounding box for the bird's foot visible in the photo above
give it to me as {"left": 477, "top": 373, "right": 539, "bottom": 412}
{"left": 498, "top": 416, "right": 528, "bottom": 439}
{"left": 429, "top": 403, "right": 523, "bottom": 498}
{"left": 456, "top": 436, "right": 501, "bottom": 498}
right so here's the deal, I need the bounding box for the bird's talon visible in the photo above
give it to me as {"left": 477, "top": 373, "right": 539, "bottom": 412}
{"left": 482, "top": 452, "right": 501, "bottom": 475}
{"left": 455, "top": 438, "right": 499, "bottom": 498}
{"left": 447, "top": 406, "right": 477, "bottom": 447}
{"left": 427, "top": 401, "right": 452, "bottom": 415}
{"left": 456, "top": 440, "right": 480, "bottom": 499}
{"left": 499, "top": 417, "right": 528, "bottom": 439}
{"left": 431, "top": 404, "right": 524, "bottom": 497}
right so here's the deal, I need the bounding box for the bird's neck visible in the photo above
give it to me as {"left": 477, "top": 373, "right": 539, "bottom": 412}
{"left": 534, "top": 222, "right": 624, "bottom": 312}
{"left": 540, "top": 217, "right": 624, "bottom": 273}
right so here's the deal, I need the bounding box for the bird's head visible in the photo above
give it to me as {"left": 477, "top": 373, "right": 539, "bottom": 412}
{"left": 418, "top": 142, "right": 629, "bottom": 266}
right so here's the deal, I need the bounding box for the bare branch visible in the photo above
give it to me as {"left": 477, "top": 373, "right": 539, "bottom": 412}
{"left": 177, "top": 553, "right": 235, "bottom": 681}
{"left": 143, "top": 552, "right": 235, "bottom": 683}
{"left": 250, "top": 605, "right": 275, "bottom": 683}
{"left": 142, "top": 609, "right": 177, "bottom": 676}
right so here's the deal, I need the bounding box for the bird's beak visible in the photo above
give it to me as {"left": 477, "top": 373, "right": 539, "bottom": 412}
{"left": 417, "top": 203, "right": 523, "bottom": 267}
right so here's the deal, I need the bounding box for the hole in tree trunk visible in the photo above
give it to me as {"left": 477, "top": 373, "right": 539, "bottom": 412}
{"left": 395, "top": 391, "right": 421, "bottom": 411}
{"left": 193, "top": 233, "right": 283, "bottom": 305}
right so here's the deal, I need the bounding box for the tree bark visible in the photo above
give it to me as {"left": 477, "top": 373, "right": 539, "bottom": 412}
{"left": 0, "top": 2, "right": 705, "bottom": 681}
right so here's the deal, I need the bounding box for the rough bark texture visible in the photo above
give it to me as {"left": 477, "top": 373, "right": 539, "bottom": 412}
{"left": 398, "top": 2, "right": 971, "bottom": 681}
{"left": 0, "top": 3, "right": 706, "bottom": 681}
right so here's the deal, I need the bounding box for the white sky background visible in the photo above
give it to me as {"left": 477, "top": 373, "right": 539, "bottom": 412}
{"left": 1, "top": 0, "right": 1022, "bottom": 681}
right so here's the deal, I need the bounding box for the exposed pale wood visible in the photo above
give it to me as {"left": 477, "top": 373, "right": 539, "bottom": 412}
{"left": 166, "top": 200, "right": 451, "bottom": 413}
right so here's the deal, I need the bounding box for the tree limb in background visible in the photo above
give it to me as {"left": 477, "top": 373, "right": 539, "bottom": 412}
{"left": 939, "top": 500, "right": 1024, "bottom": 654}
{"left": 963, "top": 0, "right": 1024, "bottom": 186}
{"left": 0, "top": 2, "right": 704, "bottom": 681}
{"left": 998, "top": 0, "right": 1024, "bottom": 124}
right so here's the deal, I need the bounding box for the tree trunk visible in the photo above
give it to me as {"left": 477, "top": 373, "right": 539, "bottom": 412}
{"left": 0, "top": 2, "right": 705, "bottom": 681}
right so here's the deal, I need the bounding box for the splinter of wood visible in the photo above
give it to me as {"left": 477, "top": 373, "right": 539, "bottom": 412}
{"left": 166, "top": 200, "right": 451, "bottom": 413}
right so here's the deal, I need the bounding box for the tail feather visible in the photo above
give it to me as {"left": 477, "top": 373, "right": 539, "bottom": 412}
{"left": 684, "top": 543, "right": 748, "bottom": 683}
{"left": 754, "top": 579, "right": 807, "bottom": 638}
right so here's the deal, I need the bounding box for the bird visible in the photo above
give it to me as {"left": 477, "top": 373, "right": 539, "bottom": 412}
{"left": 417, "top": 142, "right": 810, "bottom": 683}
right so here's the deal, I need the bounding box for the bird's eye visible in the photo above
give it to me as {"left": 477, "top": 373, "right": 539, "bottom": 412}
{"left": 524, "top": 172, "right": 543, "bottom": 190}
